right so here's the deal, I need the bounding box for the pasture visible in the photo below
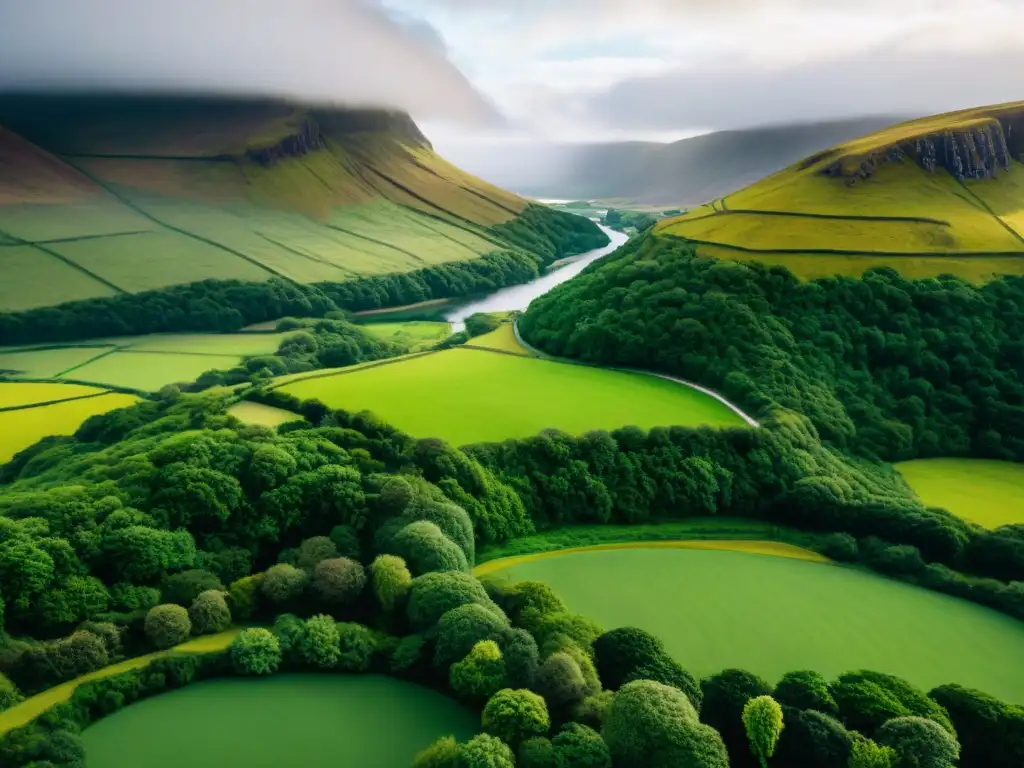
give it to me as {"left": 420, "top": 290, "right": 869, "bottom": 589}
{"left": 228, "top": 401, "right": 301, "bottom": 428}
{"left": 0, "top": 346, "right": 112, "bottom": 378}
{"left": 469, "top": 324, "right": 529, "bottom": 355}
{"left": 0, "top": 392, "right": 139, "bottom": 462}
{"left": 897, "top": 458, "right": 1024, "bottom": 528}
{"left": 277, "top": 347, "right": 746, "bottom": 445}
{"left": 487, "top": 546, "right": 1024, "bottom": 704}
{"left": 82, "top": 675, "right": 478, "bottom": 768}
{"left": 67, "top": 351, "right": 241, "bottom": 392}
{"left": 0, "top": 381, "right": 109, "bottom": 408}
{"left": 362, "top": 321, "right": 451, "bottom": 351}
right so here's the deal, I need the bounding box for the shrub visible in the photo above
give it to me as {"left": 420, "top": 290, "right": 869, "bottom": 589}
{"left": 391, "top": 634, "right": 427, "bottom": 676}
{"left": 296, "top": 536, "right": 338, "bottom": 570}
{"left": 413, "top": 735, "right": 460, "bottom": 768}
{"left": 535, "top": 652, "right": 588, "bottom": 708}
{"left": 457, "top": 734, "right": 516, "bottom": 768}
{"left": 336, "top": 622, "right": 375, "bottom": 672}
{"left": 505, "top": 580, "right": 567, "bottom": 631}
{"left": 161, "top": 569, "right": 224, "bottom": 607}
{"left": 78, "top": 620, "right": 123, "bottom": 657}
{"left": 406, "top": 571, "right": 497, "bottom": 632}
{"left": 300, "top": 615, "right": 340, "bottom": 669}
{"left": 260, "top": 563, "right": 308, "bottom": 606}
{"left": 370, "top": 554, "right": 413, "bottom": 613}
{"left": 435, "top": 603, "right": 510, "bottom": 669}
{"left": 831, "top": 671, "right": 954, "bottom": 736}
{"left": 230, "top": 628, "right": 282, "bottom": 676}
{"left": 483, "top": 688, "right": 550, "bottom": 745}
{"left": 0, "top": 672, "right": 24, "bottom": 712}
{"left": 390, "top": 521, "right": 469, "bottom": 575}
{"left": 929, "top": 683, "right": 1024, "bottom": 768}
{"left": 227, "top": 574, "right": 263, "bottom": 621}
{"left": 772, "top": 707, "right": 853, "bottom": 768}
{"left": 552, "top": 722, "right": 612, "bottom": 768}
{"left": 450, "top": 640, "right": 506, "bottom": 703}
{"left": 876, "top": 716, "right": 960, "bottom": 768}
{"left": 571, "top": 691, "right": 615, "bottom": 731}
{"left": 602, "top": 680, "right": 729, "bottom": 768}
{"left": 109, "top": 583, "right": 161, "bottom": 612}
{"left": 329, "top": 524, "right": 362, "bottom": 560}
{"left": 272, "top": 613, "right": 307, "bottom": 661}
{"left": 519, "top": 737, "right": 557, "bottom": 768}
{"left": 144, "top": 604, "right": 191, "bottom": 649}
{"left": 532, "top": 612, "right": 602, "bottom": 653}
{"left": 849, "top": 736, "right": 899, "bottom": 768}
{"left": 188, "top": 590, "right": 231, "bottom": 635}
{"left": 311, "top": 557, "right": 366, "bottom": 606}
{"left": 621, "top": 657, "right": 701, "bottom": 712}
{"left": 773, "top": 670, "right": 839, "bottom": 716}
{"left": 699, "top": 669, "right": 773, "bottom": 760}
{"left": 818, "top": 532, "right": 859, "bottom": 561}
{"left": 502, "top": 627, "right": 540, "bottom": 689}
{"left": 593, "top": 627, "right": 667, "bottom": 690}
{"left": 743, "top": 695, "right": 784, "bottom": 768}
{"left": 377, "top": 499, "right": 477, "bottom": 565}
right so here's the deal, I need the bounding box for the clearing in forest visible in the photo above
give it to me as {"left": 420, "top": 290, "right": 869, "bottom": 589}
{"left": 81, "top": 675, "right": 477, "bottom": 768}
{"left": 896, "top": 458, "right": 1024, "bottom": 528}
{"left": 491, "top": 547, "right": 1024, "bottom": 704}
{"left": 276, "top": 347, "right": 745, "bottom": 445}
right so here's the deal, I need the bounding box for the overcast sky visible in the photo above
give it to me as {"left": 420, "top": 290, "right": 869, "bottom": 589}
{"left": 1, "top": 0, "right": 1022, "bottom": 146}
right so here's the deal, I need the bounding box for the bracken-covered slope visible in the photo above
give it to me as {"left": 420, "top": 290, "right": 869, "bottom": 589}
{"left": 0, "top": 95, "right": 601, "bottom": 313}
{"left": 658, "top": 101, "right": 1024, "bottom": 282}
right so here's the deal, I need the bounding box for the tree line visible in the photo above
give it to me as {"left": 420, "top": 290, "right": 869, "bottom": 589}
{"left": 0, "top": 205, "right": 607, "bottom": 346}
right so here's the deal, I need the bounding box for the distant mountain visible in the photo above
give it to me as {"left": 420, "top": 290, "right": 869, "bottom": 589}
{"left": 443, "top": 117, "right": 904, "bottom": 208}
{"left": 0, "top": 94, "right": 605, "bottom": 315}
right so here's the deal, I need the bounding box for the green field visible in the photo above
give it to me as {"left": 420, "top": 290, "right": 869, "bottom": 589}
{"left": 490, "top": 547, "right": 1024, "bottom": 703}
{"left": 469, "top": 324, "right": 529, "bottom": 355}
{"left": 82, "top": 675, "right": 477, "bottom": 768}
{"left": 0, "top": 392, "right": 140, "bottom": 462}
{"left": 897, "top": 458, "right": 1024, "bottom": 528}
{"left": 228, "top": 401, "right": 301, "bottom": 428}
{"left": 362, "top": 321, "right": 451, "bottom": 351}
{"left": 66, "top": 351, "right": 241, "bottom": 391}
{"left": 0, "top": 381, "right": 108, "bottom": 408}
{"left": 657, "top": 103, "right": 1024, "bottom": 282}
{"left": 277, "top": 348, "right": 745, "bottom": 445}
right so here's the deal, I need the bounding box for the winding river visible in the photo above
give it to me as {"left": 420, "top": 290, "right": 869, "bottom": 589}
{"left": 445, "top": 224, "right": 627, "bottom": 332}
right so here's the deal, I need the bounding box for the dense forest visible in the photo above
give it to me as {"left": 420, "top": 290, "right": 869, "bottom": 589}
{"left": 2, "top": 394, "right": 1022, "bottom": 768}
{"left": 0, "top": 205, "right": 607, "bottom": 346}
{"left": 520, "top": 233, "right": 1024, "bottom": 464}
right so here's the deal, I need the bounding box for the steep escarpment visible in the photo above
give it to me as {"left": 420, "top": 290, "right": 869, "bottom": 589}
{"left": 658, "top": 102, "right": 1024, "bottom": 282}
{"left": 0, "top": 94, "right": 606, "bottom": 318}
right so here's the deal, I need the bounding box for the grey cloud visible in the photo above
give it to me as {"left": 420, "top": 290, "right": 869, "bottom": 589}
{"left": 0, "top": 0, "right": 499, "bottom": 125}
{"left": 584, "top": 45, "right": 1024, "bottom": 131}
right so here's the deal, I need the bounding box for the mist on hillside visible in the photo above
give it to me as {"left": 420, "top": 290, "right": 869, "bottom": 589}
{"left": 0, "top": 0, "right": 499, "bottom": 126}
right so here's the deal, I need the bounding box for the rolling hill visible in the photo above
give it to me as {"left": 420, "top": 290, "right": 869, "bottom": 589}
{"left": 0, "top": 95, "right": 605, "bottom": 315}
{"left": 439, "top": 116, "right": 901, "bottom": 208}
{"left": 658, "top": 101, "right": 1024, "bottom": 281}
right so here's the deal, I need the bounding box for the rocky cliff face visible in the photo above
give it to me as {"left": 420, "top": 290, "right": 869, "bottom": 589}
{"left": 820, "top": 110, "right": 1024, "bottom": 185}
{"left": 245, "top": 118, "right": 324, "bottom": 166}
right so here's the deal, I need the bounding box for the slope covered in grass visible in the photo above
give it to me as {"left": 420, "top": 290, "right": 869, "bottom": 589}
{"left": 660, "top": 102, "right": 1024, "bottom": 281}
{"left": 0, "top": 95, "right": 605, "bottom": 313}
{"left": 896, "top": 459, "right": 1024, "bottom": 529}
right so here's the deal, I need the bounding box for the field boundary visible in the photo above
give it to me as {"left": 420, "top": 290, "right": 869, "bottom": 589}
{"left": 0, "top": 629, "right": 241, "bottom": 737}
{"left": 512, "top": 320, "right": 761, "bottom": 427}
{"left": 474, "top": 539, "right": 831, "bottom": 578}
{"left": 685, "top": 208, "right": 953, "bottom": 226}
{"left": 0, "top": 389, "right": 115, "bottom": 413}
{"left": 266, "top": 350, "right": 438, "bottom": 390}
{"left": 662, "top": 233, "right": 1024, "bottom": 259}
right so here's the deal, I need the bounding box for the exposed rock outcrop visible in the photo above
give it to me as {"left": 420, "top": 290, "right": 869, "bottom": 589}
{"left": 245, "top": 119, "right": 325, "bottom": 166}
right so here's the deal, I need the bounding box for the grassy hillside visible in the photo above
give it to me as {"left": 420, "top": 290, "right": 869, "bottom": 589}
{"left": 659, "top": 101, "right": 1024, "bottom": 281}
{"left": 0, "top": 95, "right": 603, "bottom": 314}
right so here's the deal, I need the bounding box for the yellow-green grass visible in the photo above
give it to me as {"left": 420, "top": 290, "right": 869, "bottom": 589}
{"left": 490, "top": 547, "right": 1024, "bottom": 703}
{"left": 0, "top": 346, "right": 113, "bottom": 378}
{"left": 228, "top": 401, "right": 302, "bottom": 428}
{"left": 0, "top": 381, "right": 109, "bottom": 408}
{"left": 362, "top": 321, "right": 451, "bottom": 351}
{"left": 65, "top": 332, "right": 299, "bottom": 356}
{"left": 0, "top": 392, "right": 140, "bottom": 462}
{"left": 468, "top": 324, "right": 529, "bottom": 355}
{"left": 66, "top": 351, "right": 242, "bottom": 392}
{"left": 475, "top": 539, "right": 828, "bottom": 577}
{"left": 0, "top": 244, "right": 117, "bottom": 311}
{"left": 0, "top": 629, "right": 240, "bottom": 737}
{"left": 696, "top": 245, "right": 1024, "bottom": 283}
{"left": 657, "top": 106, "right": 1024, "bottom": 282}
{"left": 81, "top": 675, "right": 478, "bottom": 768}
{"left": 277, "top": 347, "right": 746, "bottom": 445}
{"left": 896, "top": 458, "right": 1024, "bottom": 528}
